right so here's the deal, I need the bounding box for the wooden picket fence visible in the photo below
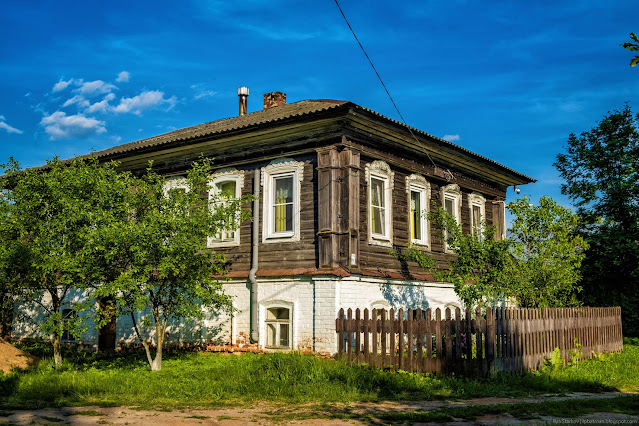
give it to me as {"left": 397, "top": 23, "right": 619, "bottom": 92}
{"left": 335, "top": 306, "right": 623, "bottom": 376}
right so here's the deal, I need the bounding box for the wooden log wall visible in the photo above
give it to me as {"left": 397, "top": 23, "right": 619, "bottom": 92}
{"left": 336, "top": 306, "right": 623, "bottom": 376}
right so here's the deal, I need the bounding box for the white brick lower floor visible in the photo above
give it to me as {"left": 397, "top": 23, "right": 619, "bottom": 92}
{"left": 12, "top": 275, "right": 462, "bottom": 354}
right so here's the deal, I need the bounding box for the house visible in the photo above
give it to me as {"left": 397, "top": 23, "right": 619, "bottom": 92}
{"left": 13, "top": 89, "right": 534, "bottom": 354}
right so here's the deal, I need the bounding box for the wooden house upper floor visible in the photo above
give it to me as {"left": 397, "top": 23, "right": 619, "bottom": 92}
{"left": 72, "top": 92, "right": 535, "bottom": 280}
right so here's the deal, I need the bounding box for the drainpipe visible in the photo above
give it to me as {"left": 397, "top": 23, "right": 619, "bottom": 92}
{"left": 249, "top": 168, "right": 260, "bottom": 343}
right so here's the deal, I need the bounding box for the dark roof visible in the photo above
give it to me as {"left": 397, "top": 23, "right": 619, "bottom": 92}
{"left": 81, "top": 98, "right": 535, "bottom": 184}
{"left": 91, "top": 99, "right": 349, "bottom": 159}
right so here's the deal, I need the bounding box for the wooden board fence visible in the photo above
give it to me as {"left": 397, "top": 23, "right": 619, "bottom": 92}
{"left": 336, "top": 306, "right": 623, "bottom": 375}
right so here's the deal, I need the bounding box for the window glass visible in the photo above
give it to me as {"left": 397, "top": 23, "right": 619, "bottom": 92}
{"left": 410, "top": 190, "right": 421, "bottom": 240}
{"left": 445, "top": 197, "right": 455, "bottom": 216}
{"left": 370, "top": 177, "right": 386, "bottom": 235}
{"left": 212, "top": 180, "right": 238, "bottom": 241}
{"left": 61, "top": 308, "right": 76, "bottom": 341}
{"left": 273, "top": 176, "right": 294, "bottom": 233}
{"left": 472, "top": 204, "right": 482, "bottom": 236}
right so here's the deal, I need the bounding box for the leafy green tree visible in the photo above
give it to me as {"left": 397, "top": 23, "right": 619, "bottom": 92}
{"left": 555, "top": 105, "right": 639, "bottom": 336}
{"left": 95, "top": 160, "right": 251, "bottom": 371}
{"left": 0, "top": 158, "right": 124, "bottom": 365}
{"left": 621, "top": 32, "right": 639, "bottom": 67}
{"left": 506, "top": 196, "right": 588, "bottom": 308}
{"left": 401, "top": 197, "right": 587, "bottom": 308}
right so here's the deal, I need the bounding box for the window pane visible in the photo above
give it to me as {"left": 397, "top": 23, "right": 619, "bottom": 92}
{"left": 267, "top": 324, "right": 277, "bottom": 346}
{"left": 371, "top": 178, "right": 384, "bottom": 208}
{"left": 216, "top": 181, "right": 236, "bottom": 199}
{"left": 371, "top": 206, "right": 385, "bottom": 235}
{"left": 274, "top": 177, "right": 293, "bottom": 203}
{"left": 411, "top": 191, "right": 421, "bottom": 240}
{"left": 279, "top": 324, "right": 289, "bottom": 347}
{"left": 445, "top": 197, "right": 454, "bottom": 216}
{"left": 274, "top": 176, "right": 293, "bottom": 233}
{"left": 267, "top": 307, "right": 289, "bottom": 320}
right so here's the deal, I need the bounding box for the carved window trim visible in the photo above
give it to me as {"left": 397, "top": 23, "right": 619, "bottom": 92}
{"left": 207, "top": 169, "right": 245, "bottom": 248}
{"left": 365, "top": 160, "right": 394, "bottom": 247}
{"left": 261, "top": 159, "right": 304, "bottom": 243}
{"left": 406, "top": 174, "right": 430, "bottom": 247}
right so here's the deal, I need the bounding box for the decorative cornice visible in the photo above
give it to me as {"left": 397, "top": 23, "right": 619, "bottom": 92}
{"left": 365, "top": 160, "right": 395, "bottom": 190}
{"left": 261, "top": 158, "right": 304, "bottom": 186}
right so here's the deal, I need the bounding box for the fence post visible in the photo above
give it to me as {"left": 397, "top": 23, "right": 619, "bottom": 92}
{"left": 337, "top": 308, "right": 344, "bottom": 356}
{"left": 435, "top": 308, "right": 442, "bottom": 375}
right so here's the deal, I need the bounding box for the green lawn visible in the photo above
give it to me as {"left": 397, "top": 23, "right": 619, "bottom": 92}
{"left": 0, "top": 338, "right": 637, "bottom": 410}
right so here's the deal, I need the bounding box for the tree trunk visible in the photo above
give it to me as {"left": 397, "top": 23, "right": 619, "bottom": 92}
{"left": 50, "top": 290, "right": 62, "bottom": 366}
{"left": 52, "top": 333, "right": 62, "bottom": 366}
{"left": 151, "top": 321, "right": 164, "bottom": 371}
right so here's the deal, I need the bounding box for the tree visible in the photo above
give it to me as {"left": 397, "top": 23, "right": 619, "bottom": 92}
{"left": 506, "top": 196, "right": 588, "bottom": 308}
{"left": 401, "top": 197, "right": 587, "bottom": 309}
{"left": 621, "top": 32, "right": 639, "bottom": 67}
{"left": 555, "top": 105, "right": 639, "bottom": 336}
{"left": 0, "top": 157, "right": 125, "bottom": 365}
{"left": 95, "top": 160, "right": 251, "bottom": 371}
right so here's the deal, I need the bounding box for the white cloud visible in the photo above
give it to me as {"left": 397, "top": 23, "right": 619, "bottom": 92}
{"left": 86, "top": 93, "right": 116, "bottom": 113}
{"left": 40, "top": 111, "right": 106, "bottom": 140}
{"left": 111, "top": 135, "right": 122, "bottom": 143}
{"left": 116, "top": 71, "right": 130, "bottom": 83}
{"left": 53, "top": 78, "right": 74, "bottom": 92}
{"left": 0, "top": 116, "right": 23, "bottom": 134}
{"left": 194, "top": 90, "right": 217, "bottom": 100}
{"left": 442, "top": 134, "right": 461, "bottom": 142}
{"left": 63, "top": 95, "right": 90, "bottom": 109}
{"left": 76, "top": 80, "right": 117, "bottom": 96}
{"left": 113, "top": 90, "right": 176, "bottom": 115}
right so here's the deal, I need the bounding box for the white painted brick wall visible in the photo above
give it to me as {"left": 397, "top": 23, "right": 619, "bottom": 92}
{"left": 12, "top": 276, "right": 460, "bottom": 354}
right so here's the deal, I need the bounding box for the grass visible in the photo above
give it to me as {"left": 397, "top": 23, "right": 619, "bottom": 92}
{"left": 0, "top": 338, "right": 636, "bottom": 413}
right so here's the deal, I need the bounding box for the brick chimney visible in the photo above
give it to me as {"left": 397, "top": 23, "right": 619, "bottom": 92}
{"left": 263, "top": 92, "right": 286, "bottom": 110}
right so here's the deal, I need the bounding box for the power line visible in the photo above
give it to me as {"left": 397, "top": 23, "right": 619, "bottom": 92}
{"left": 333, "top": 0, "right": 452, "bottom": 180}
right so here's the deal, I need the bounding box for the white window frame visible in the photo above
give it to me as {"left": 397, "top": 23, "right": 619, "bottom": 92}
{"left": 262, "top": 301, "right": 294, "bottom": 350}
{"left": 163, "top": 176, "right": 188, "bottom": 196}
{"left": 60, "top": 308, "right": 77, "bottom": 342}
{"left": 468, "top": 192, "right": 486, "bottom": 240}
{"left": 207, "top": 169, "right": 245, "bottom": 248}
{"left": 441, "top": 184, "right": 462, "bottom": 253}
{"left": 406, "top": 174, "right": 430, "bottom": 247}
{"left": 365, "top": 160, "right": 394, "bottom": 247}
{"left": 261, "top": 159, "right": 304, "bottom": 243}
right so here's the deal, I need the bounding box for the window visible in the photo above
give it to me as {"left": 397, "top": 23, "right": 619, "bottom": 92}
{"left": 262, "top": 159, "right": 304, "bottom": 243}
{"left": 163, "top": 176, "right": 188, "bottom": 196}
{"left": 441, "top": 184, "right": 462, "bottom": 252}
{"left": 468, "top": 193, "right": 486, "bottom": 239}
{"left": 208, "top": 170, "right": 245, "bottom": 247}
{"left": 265, "top": 307, "right": 291, "bottom": 348}
{"left": 365, "top": 161, "right": 394, "bottom": 246}
{"left": 61, "top": 308, "right": 76, "bottom": 341}
{"left": 406, "top": 174, "right": 430, "bottom": 246}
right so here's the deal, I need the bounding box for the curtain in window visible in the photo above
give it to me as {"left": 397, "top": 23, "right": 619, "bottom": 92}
{"left": 371, "top": 178, "right": 385, "bottom": 235}
{"left": 274, "top": 177, "right": 293, "bottom": 232}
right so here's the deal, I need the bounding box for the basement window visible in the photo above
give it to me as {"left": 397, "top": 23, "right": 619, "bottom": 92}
{"left": 265, "top": 307, "right": 291, "bottom": 349}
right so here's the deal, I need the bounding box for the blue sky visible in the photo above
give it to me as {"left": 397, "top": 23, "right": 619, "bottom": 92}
{"left": 1, "top": 0, "right": 638, "bottom": 210}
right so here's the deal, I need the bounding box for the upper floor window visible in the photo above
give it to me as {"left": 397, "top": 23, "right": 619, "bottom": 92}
{"left": 208, "top": 170, "right": 245, "bottom": 247}
{"left": 365, "top": 161, "right": 394, "bottom": 247}
{"left": 441, "top": 184, "right": 462, "bottom": 252}
{"left": 163, "top": 176, "right": 188, "bottom": 196}
{"left": 262, "top": 159, "right": 304, "bottom": 243}
{"left": 468, "top": 192, "right": 486, "bottom": 239}
{"left": 406, "top": 174, "right": 430, "bottom": 247}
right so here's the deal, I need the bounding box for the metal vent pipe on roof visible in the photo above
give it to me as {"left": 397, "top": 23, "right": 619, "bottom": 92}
{"left": 238, "top": 86, "right": 249, "bottom": 116}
